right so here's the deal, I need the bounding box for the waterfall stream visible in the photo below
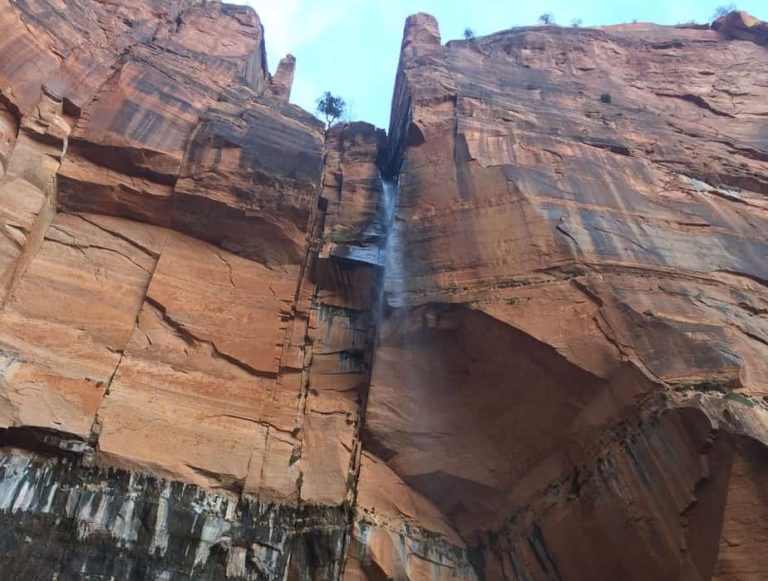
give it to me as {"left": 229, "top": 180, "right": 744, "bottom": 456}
{"left": 380, "top": 178, "right": 405, "bottom": 309}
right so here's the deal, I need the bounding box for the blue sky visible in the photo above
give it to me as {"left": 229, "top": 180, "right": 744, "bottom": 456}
{"left": 245, "top": 1, "right": 766, "bottom": 129}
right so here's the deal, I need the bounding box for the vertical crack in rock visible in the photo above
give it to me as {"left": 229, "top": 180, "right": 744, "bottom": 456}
{"left": 86, "top": 229, "right": 170, "bottom": 457}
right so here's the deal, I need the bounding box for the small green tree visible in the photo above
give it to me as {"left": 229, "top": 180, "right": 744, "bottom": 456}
{"left": 316, "top": 92, "right": 346, "bottom": 128}
{"left": 538, "top": 13, "right": 555, "bottom": 25}
{"left": 570, "top": 18, "right": 582, "bottom": 27}
{"left": 464, "top": 27, "right": 476, "bottom": 40}
{"left": 712, "top": 3, "right": 737, "bottom": 20}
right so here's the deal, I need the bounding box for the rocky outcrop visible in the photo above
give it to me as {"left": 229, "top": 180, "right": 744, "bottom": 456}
{"left": 0, "top": 1, "right": 766, "bottom": 579}
{"left": 268, "top": 55, "right": 297, "bottom": 103}
{"left": 713, "top": 10, "right": 768, "bottom": 45}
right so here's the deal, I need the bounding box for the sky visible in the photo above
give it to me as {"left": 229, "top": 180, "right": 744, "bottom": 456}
{"left": 245, "top": 1, "right": 766, "bottom": 130}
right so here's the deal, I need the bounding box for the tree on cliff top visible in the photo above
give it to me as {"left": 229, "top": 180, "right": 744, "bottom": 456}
{"left": 712, "top": 3, "right": 737, "bottom": 20}
{"left": 316, "top": 92, "right": 346, "bottom": 128}
{"left": 538, "top": 13, "right": 555, "bottom": 25}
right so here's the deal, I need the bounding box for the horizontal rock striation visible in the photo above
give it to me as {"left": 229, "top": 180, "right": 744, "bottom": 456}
{"left": 0, "top": 1, "right": 766, "bottom": 579}
{"left": 0, "top": 1, "right": 369, "bottom": 578}
{"left": 365, "top": 10, "right": 768, "bottom": 580}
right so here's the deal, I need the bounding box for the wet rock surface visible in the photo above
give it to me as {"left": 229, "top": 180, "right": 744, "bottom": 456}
{"left": 0, "top": 1, "right": 766, "bottom": 579}
{"left": 0, "top": 449, "right": 348, "bottom": 580}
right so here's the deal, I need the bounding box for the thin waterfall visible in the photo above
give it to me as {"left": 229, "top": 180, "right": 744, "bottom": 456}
{"left": 380, "top": 178, "right": 404, "bottom": 309}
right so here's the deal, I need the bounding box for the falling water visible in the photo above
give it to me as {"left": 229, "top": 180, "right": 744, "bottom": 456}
{"left": 380, "top": 178, "right": 405, "bottom": 309}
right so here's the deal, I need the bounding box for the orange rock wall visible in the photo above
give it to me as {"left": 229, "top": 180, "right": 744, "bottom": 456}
{"left": 355, "top": 11, "right": 768, "bottom": 580}
{"left": 0, "top": 2, "right": 766, "bottom": 580}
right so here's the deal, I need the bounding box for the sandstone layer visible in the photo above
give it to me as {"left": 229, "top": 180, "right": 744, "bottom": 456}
{"left": 0, "top": 2, "right": 766, "bottom": 580}
{"left": 0, "top": 1, "right": 363, "bottom": 577}
{"left": 359, "top": 10, "right": 768, "bottom": 580}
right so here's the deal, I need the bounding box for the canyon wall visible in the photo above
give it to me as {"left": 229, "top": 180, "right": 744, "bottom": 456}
{"left": 368, "top": 11, "right": 768, "bottom": 580}
{"left": 0, "top": 1, "right": 766, "bottom": 579}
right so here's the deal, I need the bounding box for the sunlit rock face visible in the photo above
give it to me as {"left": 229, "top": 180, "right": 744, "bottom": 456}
{"left": 361, "top": 10, "right": 768, "bottom": 580}
{"left": 0, "top": 1, "right": 766, "bottom": 579}
{"left": 0, "top": 1, "right": 373, "bottom": 577}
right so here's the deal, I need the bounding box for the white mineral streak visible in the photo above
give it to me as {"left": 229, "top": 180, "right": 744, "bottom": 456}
{"left": 686, "top": 175, "right": 744, "bottom": 200}
{"left": 76, "top": 494, "right": 96, "bottom": 539}
{"left": 150, "top": 482, "right": 172, "bottom": 555}
{"left": 353, "top": 521, "right": 371, "bottom": 564}
{"left": 11, "top": 478, "right": 33, "bottom": 513}
{"left": 111, "top": 496, "right": 139, "bottom": 542}
{"left": 225, "top": 498, "right": 237, "bottom": 521}
{"left": 42, "top": 482, "right": 58, "bottom": 513}
{"left": 192, "top": 490, "right": 227, "bottom": 514}
{"left": 193, "top": 516, "right": 231, "bottom": 569}
{"left": 226, "top": 546, "right": 248, "bottom": 577}
{"left": 65, "top": 486, "right": 79, "bottom": 518}
{"left": 0, "top": 454, "right": 31, "bottom": 510}
{"left": 92, "top": 494, "right": 110, "bottom": 529}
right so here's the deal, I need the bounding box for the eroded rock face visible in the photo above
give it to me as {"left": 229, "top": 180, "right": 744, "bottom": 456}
{"left": 0, "top": 1, "right": 351, "bottom": 577}
{"left": 0, "top": 2, "right": 766, "bottom": 579}
{"left": 361, "top": 11, "right": 768, "bottom": 580}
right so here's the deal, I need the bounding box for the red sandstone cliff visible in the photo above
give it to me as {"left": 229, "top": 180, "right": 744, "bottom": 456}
{"left": 358, "top": 12, "right": 768, "bottom": 580}
{"left": 0, "top": 2, "right": 765, "bottom": 580}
